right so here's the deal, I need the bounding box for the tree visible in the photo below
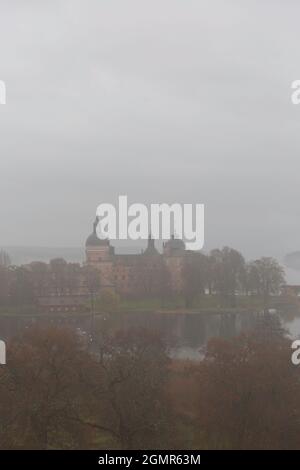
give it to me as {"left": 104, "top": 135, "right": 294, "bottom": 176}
{"left": 210, "top": 247, "right": 246, "bottom": 307}
{"left": 247, "top": 257, "right": 285, "bottom": 311}
{"left": 0, "top": 327, "right": 93, "bottom": 449}
{"left": 86, "top": 329, "right": 171, "bottom": 449}
{"left": 194, "top": 331, "right": 300, "bottom": 449}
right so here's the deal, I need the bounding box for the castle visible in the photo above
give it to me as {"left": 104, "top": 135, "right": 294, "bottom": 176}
{"left": 85, "top": 217, "right": 187, "bottom": 296}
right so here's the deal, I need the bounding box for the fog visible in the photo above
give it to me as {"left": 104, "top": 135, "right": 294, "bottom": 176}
{"left": 0, "top": 0, "right": 300, "bottom": 265}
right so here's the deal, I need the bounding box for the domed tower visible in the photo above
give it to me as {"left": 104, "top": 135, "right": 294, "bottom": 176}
{"left": 85, "top": 217, "right": 115, "bottom": 289}
{"left": 143, "top": 233, "right": 160, "bottom": 256}
{"left": 163, "top": 234, "right": 185, "bottom": 257}
{"left": 85, "top": 217, "right": 113, "bottom": 265}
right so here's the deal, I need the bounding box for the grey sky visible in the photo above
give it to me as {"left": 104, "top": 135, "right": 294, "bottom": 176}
{"left": 0, "top": 0, "right": 300, "bottom": 263}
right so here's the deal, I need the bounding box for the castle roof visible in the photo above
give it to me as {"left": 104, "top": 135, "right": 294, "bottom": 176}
{"left": 143, "top": 234, "right": 160, "bottom": 256}
{"left": 164, "top": 234, "right": 185, "bottom": 251}
{"left": 85, "top": 217, "right": 110, "bottom": 247}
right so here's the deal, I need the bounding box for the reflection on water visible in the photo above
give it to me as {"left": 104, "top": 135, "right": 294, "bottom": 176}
{"left": 0, "top": 310, "right": 299, "bottom": 360}
{"left": 171, "top": 312, "right": 300, "bottom": 360}
{"left": 101, "top": 310, "right": 260, "bottom": 360}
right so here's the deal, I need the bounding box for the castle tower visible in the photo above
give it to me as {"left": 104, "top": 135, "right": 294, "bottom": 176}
{"left": 143, "top": 233, "right": 160, "bottom": 256}
{"left": 85, "top": 217, "right": 112, "bottom": 265}
{"left": 163, "top": 234, "right": 185, "bottom": 257}
{"left": 85, "top": 218, "right": 116, "bottom": 289}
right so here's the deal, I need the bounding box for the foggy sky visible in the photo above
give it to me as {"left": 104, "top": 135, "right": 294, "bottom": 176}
{"left": 0, "top": 0, "right": 300, "bottom": 263}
